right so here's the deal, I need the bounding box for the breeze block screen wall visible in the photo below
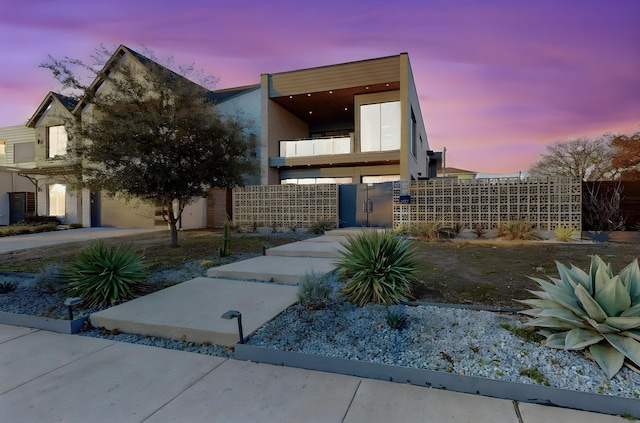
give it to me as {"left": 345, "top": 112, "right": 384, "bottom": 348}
{"left": 232, "top": 184, "right": 338, "bottom": 231}
{"left": 393, "top": 177, "right": 582, "bottom": 232}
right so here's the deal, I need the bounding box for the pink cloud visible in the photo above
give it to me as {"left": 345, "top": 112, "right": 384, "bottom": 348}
{"left": 0, "top": 0, "right": 638, "bottom": 173}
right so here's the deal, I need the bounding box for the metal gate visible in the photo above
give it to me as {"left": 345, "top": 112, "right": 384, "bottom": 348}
{"left": 338, "top": 182, "right": 393, "bottom": 228}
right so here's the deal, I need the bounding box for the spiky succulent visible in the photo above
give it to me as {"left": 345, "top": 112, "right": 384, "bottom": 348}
{"left": 519, "top": 255, "right": 640, "bottom": 379}
{"left": 336, "top": 230, "right": 419, "bottom": 306}
{"left": 66, "top": 241, "right": 148, "bottom": 308}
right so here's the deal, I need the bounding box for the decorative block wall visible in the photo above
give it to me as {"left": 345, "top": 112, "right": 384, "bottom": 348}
{"left": 233, "top": 184, "right": 338, "bottom": 231}
{"left": 393, "top": 177, "right": 581, "bottom": 231}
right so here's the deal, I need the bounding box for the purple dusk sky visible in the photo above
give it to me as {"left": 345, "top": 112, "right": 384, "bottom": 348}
{"left": 1, "top": 0, "right": 638, "bottom": 173}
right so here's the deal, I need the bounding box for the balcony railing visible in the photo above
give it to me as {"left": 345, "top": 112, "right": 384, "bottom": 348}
{"left": 279, "top": 136, "right": 351, "bottom": 158}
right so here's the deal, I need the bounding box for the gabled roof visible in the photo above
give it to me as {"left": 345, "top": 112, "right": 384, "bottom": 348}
{"left": 72, "top": 44, "right": 209, "bottom": 115}
{"left": 26, "top": 91, "right": 76, "bottom": 128}
{"left": 52, "top": 92, "right": 78, "bottom": 111}
{"left": 207, "top": 84, "right": 260, "bottom": 103}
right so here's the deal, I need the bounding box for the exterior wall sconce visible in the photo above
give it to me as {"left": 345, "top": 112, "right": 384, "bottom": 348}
{"left": 64, "top": 297, "right": 82, "bottom": 320}
{"left": 221, "top": 310, "right": 244, "bottom": 344}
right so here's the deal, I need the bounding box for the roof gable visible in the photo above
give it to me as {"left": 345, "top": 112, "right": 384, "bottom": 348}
{"left": 26, "top": 91, "right": 76, "bottom": 128}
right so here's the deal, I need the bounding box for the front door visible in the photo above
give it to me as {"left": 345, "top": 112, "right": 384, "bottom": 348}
{"left": 339, "top": 183, "right": 393, "bottom": 228}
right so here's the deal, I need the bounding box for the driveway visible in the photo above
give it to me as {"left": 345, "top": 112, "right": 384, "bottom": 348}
{"left": 0, "top": 227, "right": 162, "bottom": 253}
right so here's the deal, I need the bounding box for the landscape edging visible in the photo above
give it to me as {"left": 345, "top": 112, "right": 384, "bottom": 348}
{"left": 0, "top": 311, "right": 87, "bottom": 334}
{"left": 234, "top": 343, "right": 640, "bottom": 418}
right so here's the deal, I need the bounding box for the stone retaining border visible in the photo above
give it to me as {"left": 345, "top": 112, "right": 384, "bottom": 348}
{"left": 0, "top": 311, "right": 87, "bottom": 334}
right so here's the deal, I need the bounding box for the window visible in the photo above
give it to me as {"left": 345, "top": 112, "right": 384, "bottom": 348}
{"left": 280, "top": 177, "right": 352, "bottom": 185}
{"left": 410, "top": 109, "right": 417, "bottom": 158}
{"left": 360, "top": 101, "right": 400, "bottom": 152}
{"left": 0, "top": 141, "right": 5, "bottom": 156}
{"left": 361, "top": 175, "right": 400, "bottom": 184}
{"left": 14, "top": 142, "right": 35, "bottom": 163}
{"left": 47, "top": 125, "right": 67, "bottom": 158}
{"left": 48, "top": 184, "right": 66, "bottom": 216}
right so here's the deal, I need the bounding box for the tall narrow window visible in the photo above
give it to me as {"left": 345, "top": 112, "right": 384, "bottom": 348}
{"left": 49, "top": 184, "right": 66, "bottom": 216}
{"left": 410, "top": 110, "right": 417, "bottom": 158}
{"left": 360, "top": 101, "right": 400, "bottom": 152}
{"left": 47, "top": 125, "right": 67, "bottom": 158}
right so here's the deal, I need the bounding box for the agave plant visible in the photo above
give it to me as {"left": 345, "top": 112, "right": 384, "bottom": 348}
{"left": 336, "top": 229, "right": 420, "bottom": 306}
{"left": 519, "top": 255, "right": 640, "bottom": 379}
{"left": 66, "top": 241, "right": 148, "bottom": 308}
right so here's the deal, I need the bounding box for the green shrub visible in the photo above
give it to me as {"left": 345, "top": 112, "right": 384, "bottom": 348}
{"left": 396, "top": 222, "right": 443, "bottom": 241}
{"left": 505, "top": 220, "right": 537, "bottom": 240}
{"left": 0, "top": 282, "right": 17, "bottom": 294}
{"left": 297, "top": 270, "right": 333, "bottom": 309}
{"left": 554, "top": 226, "right": 575, "bottom": 242}
{"left": 20, "top": 214, "right": 61, "bottom": 225}
{"left": 69, "top": 223, "right": 84, "bottom": 229}
{"left": 519, "top": 255, "right": 640, "bottom": 379}
{"left": 34, "top": 263, "right": 66, "bottom": 293}
{"left": 66, "top": 241, "right": 148, "bottom": 307}
{"left": 337, "top": 230, "right": 420, "bottom": 306}
{"left": 307, "top": 220, "right": 336, "bottom": 235}
{"left": 385, "top": 306, "right": 408, "bottom": 330}
{"left": 32, "top": 223, "right": 58, "bottom": 233}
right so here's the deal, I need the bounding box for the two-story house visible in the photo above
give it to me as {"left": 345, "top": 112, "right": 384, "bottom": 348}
{"left": 261, "top": 53, "right": 429, "bottom": 185}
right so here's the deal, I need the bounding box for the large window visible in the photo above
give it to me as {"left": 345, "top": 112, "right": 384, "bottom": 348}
{"left": 360, "top": 101, "right": 400, "bottom": 152}
{"left": 48, "top": 184, "right": 66, "bottom": 217}
{"left": 47, "top": 125, "right": 67, "bottom": 158}
{"left": 361, "top": 175, "right": 400, "bottom": 184}
{"left": 281, "top": 177, "right": 352, "bottom": 185}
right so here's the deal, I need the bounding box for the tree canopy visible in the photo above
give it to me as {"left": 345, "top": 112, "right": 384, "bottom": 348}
{"left": 611, "top": 131, "right": 640, "bottom": 181}
{"left": 528, "top": 134, "right": 616, "bottom": 181}
{"left": 42, "top": 45, "right": 257, "bottom": 247}
{"left": 529, "top": 131, "right": 640, "bottom": 181}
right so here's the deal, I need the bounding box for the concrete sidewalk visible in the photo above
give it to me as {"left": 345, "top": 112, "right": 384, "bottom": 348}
{"left": 0, "top": 325, "right": 624, "bottom": 423}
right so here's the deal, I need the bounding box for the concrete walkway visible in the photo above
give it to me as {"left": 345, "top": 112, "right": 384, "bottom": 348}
{"left": 0, "top": 324, "right": 624, "bottom": 423}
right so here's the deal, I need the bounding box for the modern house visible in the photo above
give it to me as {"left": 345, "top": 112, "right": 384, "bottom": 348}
{"left": 261, "top": 53, "right": 430, "bottom": 185}
{"left": 1, "top": 46, "right": 433, "bottom": 228}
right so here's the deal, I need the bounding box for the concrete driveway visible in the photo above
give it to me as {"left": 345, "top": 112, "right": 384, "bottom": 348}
{"left": 0, "top": 227, "right": 162, "bottom": 253}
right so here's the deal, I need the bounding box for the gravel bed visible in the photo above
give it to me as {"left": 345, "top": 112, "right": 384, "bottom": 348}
{"left": 2, "top": 261, "right": 640, "bottom": 399}
{"left": 247, "top": 273, "right": 640, "bottom": 399}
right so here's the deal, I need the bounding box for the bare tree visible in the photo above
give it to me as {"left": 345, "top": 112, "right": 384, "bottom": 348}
{"left": 582, "top": 181, "right": 626, "bottom": 231}
{"left": 529, "top": 135, "right": 616, "bottom": 181}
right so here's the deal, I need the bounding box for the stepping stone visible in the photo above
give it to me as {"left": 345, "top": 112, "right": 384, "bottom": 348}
{"left": 266, "top": 240, "right": 346, "bottom": 258}
{"left": 90, "top": 277, "right": 298, "bottom": 346}
{"left": 207, "top": 256, "right": 336, "bottom": 284}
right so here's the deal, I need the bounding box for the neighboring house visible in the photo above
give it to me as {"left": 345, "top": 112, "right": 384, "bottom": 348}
{"left": 261, "top": 53, "right": 430, "bottom": 185}
{"left": 0, "top": 125, "right": 36, "bottom": 225}
{"left": 25, "top": 92, "right": 85, "bottom": 225}
{"left": 441, "top": 167, "right": 477, "bottom": 180}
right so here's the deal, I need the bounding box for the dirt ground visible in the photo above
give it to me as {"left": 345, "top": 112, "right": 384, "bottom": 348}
{"left": 410, "top": 240, "right": 640, "bottom": 309}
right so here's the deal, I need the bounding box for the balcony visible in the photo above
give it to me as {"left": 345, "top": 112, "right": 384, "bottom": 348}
{"left": 279, "top": 136, "right": 351, "bottom": 158}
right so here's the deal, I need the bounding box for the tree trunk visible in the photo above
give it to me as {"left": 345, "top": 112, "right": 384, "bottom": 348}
{"left": 169, "top": 220, "right": 179, "bottom": 248}
{"left": 166, "top": 201, "right": 180, "bottom": 248}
